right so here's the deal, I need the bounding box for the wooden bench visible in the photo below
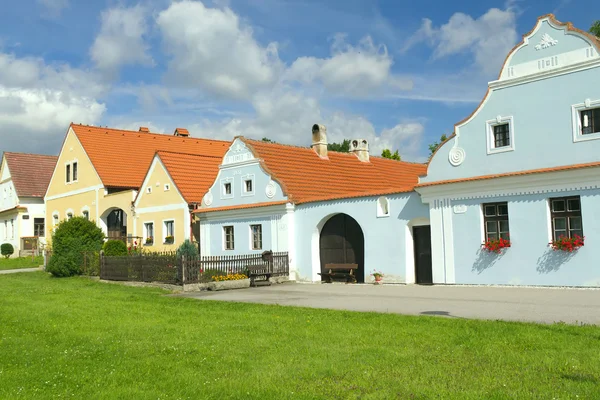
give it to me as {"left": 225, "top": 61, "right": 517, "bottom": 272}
{"left": 247, "top": 264, "right": 272, "bottom": 287}
{"left": 318, "top": 263, "right": 358, "bottom": 283}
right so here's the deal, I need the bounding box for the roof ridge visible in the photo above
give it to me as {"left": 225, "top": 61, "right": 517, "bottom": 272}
{"left": 70, "top": 123, "right": 231, "bottom": 144}
{"left": 156, "top": 150, "right": 223, "bottom": 159}
{"left": 3, "top": 151, "right": 58, "bottom": 159}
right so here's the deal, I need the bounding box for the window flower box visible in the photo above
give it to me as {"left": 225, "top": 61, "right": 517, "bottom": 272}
{"left": 550, "top": 235, "right": 584, "bottom": 252}
{"left": 207, "top": 274, "right": 250, "bottom": 291}
{"left": 482, "top": 237, "right": 511, "bottom": 254}
{"left": 164, "top": 236, "right": 174, "bottom": 244}
{"left": 145, "top": 237, "right": 154, "bottom": 246}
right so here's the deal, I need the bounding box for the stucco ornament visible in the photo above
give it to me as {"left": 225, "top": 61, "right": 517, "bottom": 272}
{"left": 203, "top": 191, "right": 213, "bottom": 206}
{"left": 534, "top": 33, "right": 558, "bottom": 50}
{"left": 448, "top": 147, "right": 466, "bottom": 166}
{"left": 265, "top": 181, "right": 277, "bottom": 198}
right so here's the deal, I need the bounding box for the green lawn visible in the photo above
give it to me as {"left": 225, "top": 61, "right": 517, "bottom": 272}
{"left": 1, "top": 273, "right": 599, "bottom": 399}
{"left": 0, "top": 255, "right": 43, "bottom": 270}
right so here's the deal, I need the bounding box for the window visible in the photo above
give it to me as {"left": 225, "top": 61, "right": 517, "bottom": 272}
{"left": 224, "top": 226, "right": 234, "bottom": 250}
{"left": 250, "top": 224, "right": 262, "bottom": 250}
{"left": 486, "top": 116, "right": 514, "bottom": 154}
{"left": 483, "top": 202, "right": 510, "bottom": 240}
{"left": 66, "top": 164, "right": 71, "bottom": 183}
{"left": 72, "top": 162, "right": 78, "bottom": 182}
{"left": 53, "top": 214, "right": 59, "bottom": 227}
{"left": 10, "top": 219, "right": 14, "bottom": 239}
{"left": 377, "top": 197, "right": 390, "bottom": 217}
{"left": 23, "top": 215, "right": 30, "bottom": 220}
{"left": 581, "top": 108, "right": 600, "bottom": 135}
{"left": 164, "top": 184, "right": 170, "bottom": 191}
{"left": 145, "top": 222, "right": 154, "bottom": 244}
{"left": 82, "top": 210, "right": 89, "bottom": 220}
{"left": 66, "top": 212, "right": 73, "bottom": 220}
{"left": 147, "top": 187, "right": 152, "bottom": 194}
{"left": 3, "top": 220, "right": 7, "bottom": 239}
{"left": 34, "top": 218, "right": 45, "bottom": 237}
{"left": 245, "top": 180, "right": 253, "bottom": 193}
{"left": 224, "top": 183, "right": 232, "bottom": 195}
{"left": 164, "top": 220, "right": 174, "bottom": 243}
{"left": 493, "top": 124, "right": 510, "bottom": 148}
{"left": 550, "top": 196, "right": 583, "bottom": 240}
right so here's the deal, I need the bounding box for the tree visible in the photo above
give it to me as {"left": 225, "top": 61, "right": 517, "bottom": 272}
{"left": 590, "top": 20, "right": 600, "bottom": 38}
{"left": 381, "top": 149, "right": 401, "bottom": 161}
{"left": 327, "top": 139, "right": 351, "bottom": 152}
{"left": 428, "top": 134, "right": 449, "bottom": 158}
{"left": 262, "top": 137, "right": 275, "bottom": 143}
{"left": 1, "top": 243, "right": 14, "bottom": 259}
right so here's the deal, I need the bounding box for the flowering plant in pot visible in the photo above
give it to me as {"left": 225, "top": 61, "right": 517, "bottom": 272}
{"left": 550, "top": 235, "right": 584, "bottom": 252}
{"left": 370, "top": 270, "right": 384, "bottom": 284}
{"left": 164, "top": 235, "right": 174, "bottom": 244}
{"left": 145, "top": 236, "right": 153, "bottom": 245}
{"left": 482, "top": 236, "right": 511, "bottom": 254}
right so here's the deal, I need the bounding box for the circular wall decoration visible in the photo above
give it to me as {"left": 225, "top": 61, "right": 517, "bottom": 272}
{"left": 265, "top": 181, "right": 277, "bottom": 199}
{"left": 448, "top": 147, "right": 466, "bottom": 166}
{"left": 203, "top": 192, "right": 213, "bottom": 206}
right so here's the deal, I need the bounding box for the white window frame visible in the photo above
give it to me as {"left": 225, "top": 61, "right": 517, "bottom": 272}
{"left": 52, "top": 211, "right": 59, "bottom": 230}
{"left": 376, "top": 196, "right": 390, "bottom": 218}
{"left": 81, "top": 206, "right": 90, "bottom": 220}
{"left": 66, "top": 209, "right": 74, "bottom": 221}
{"left": 164, "top": 184, "right": 170, "bottom": 192}
{"left": 486, "top": 116, "right": 515, "bottom": 154}
{"left": 64, "top": 159, "right": 79, "bottom": 184}
{"left": 144, "top": 221, "right": 154, "bottom": 245}
{"left": 572, "top": 98, "right": 600, "bottom": 142}
{"left": 163, "top": 220, "right": 175, "bottom": 244}
{"left": 250, "top": 224, "right": 262, "bottom": 250}
{"left": 72, "top": 160, "right": 78, "bottom": 183}
{"left": 241, "top": 174, "right": 255, "bottom": 197}
{"left": 223, "top": 225, "right": 235, "bottom": 250}
{"left": 220, "top": 177, "right": 234, "bottom": 199}
{"left": 146, "top": 186, "right": 152, "bottom": 194}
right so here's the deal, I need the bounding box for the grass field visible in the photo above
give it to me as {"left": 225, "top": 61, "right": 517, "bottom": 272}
{"left": 1, "top": 272, "right": 599, "bottom": 399}
{"left": 0, "top": 255, "right": 43, "bottom": 270}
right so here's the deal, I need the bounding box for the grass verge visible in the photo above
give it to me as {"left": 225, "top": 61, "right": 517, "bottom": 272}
{"left": 0, "top": 255, "right": 43, "bottom": 270}
{"left": 1, "top": 272, "right": 599, "bottom": 399}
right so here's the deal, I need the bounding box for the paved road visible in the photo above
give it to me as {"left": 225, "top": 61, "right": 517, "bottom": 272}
{"left": 0, "top": 267, "right": 42, "bottom": 275}
{"left": 178, "top": 282, "right": 600, "bottom": 325}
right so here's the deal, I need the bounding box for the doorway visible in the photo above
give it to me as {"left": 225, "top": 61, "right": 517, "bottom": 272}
{"left": 413, "top": 225, "right": 433, "bottom": 284}
{"left": 319, "top": 214, "right": 365, "bottom": 283}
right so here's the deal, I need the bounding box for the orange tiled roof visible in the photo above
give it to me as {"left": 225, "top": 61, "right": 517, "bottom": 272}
{"left": 195, "top": 200, "right": 289, "bottom": 214}
{"left": 156, "top": 151, "right": 223, "bottom": 204}
{"left": 3, "top": 152, "right": 58, "bottom": 198}
{"left": 416, "top": 161, "right": 600, "bottom": 188}
{"left": 70, "top": 124, "right": 229, "bottom": 189}
{"left": 242, "top": 138, "right": 428, "bottom": 204}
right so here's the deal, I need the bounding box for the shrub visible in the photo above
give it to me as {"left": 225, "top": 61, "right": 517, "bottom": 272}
{"left": 47, "top": 217, "right": 105, "bottom": 277}
{"left": 199, "top": 268, "right": 226, "bottom": 283}
{"left": 1, "top": 243, "right": 14, "bottom": 259}
{"left": 176, "top": 239, "right": 198, "bottom": 259}
{"left": 103, "top": 240, "right": 128, "bottom": 256}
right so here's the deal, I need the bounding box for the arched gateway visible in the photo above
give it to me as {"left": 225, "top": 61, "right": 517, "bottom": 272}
{"left": 319, "top": 214, "right": 365, "bottom": 283}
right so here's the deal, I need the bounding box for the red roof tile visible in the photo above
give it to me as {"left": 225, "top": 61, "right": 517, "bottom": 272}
{"left": 194, "top": 200, "right": 289, "bottom": 214}
{"left": 3, "top": 152, "right": 58, "bottom": 198}
{"left": 242, "top": 138, "right": 428, "bottom": 204}
{"left": 156, "top": 151, "right": 222, "bottom": 204}
{"left": 70, "top": 124, "right": 229, "bottom": 189}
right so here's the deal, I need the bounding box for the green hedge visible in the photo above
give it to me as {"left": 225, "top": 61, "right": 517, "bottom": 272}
{"left": 1, "top": 243, "right": 14, "bottom": 259}
{"left": 103, "top": 240, "right": 128, "bottom": 256}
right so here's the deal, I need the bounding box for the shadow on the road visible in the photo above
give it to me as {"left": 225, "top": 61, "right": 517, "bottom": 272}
{"left": 420, "top": 310, "right": 465, "bottom": 319}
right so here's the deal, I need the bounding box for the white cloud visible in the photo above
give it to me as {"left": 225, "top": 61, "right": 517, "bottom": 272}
{"left": 286, "top": 34, "right": 412, "bottom": 97}
{"left": 402, "top": 7, "right": 518, "bottom": 76}
{"left": 90, "top": 5, "right": 153, "bottom": 75}
{"left": 37, "top": 0, "right": 69, "bottom": 16}
{"left": 157, "top": 0, "right": 282, "bottom": 100}
{"left": 0, "top": 53, "right": 106, "bottom": 154}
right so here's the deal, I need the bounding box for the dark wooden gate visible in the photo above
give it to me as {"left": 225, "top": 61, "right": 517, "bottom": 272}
{"left": 107, "top": 209, "right": 127, "bottom": 241}
{"left": 319, "top": 214, "right": 364, "bottom": 283}
{"left": 413, "top": 225, "right": 433, "bottom": 284}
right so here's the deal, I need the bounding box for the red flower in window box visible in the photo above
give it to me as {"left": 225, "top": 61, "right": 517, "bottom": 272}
{"left": 482, "top": 236, "right": 511, "bottom": 254}
{"left": 550, "top": 235, "right": 584, "bottom": 252}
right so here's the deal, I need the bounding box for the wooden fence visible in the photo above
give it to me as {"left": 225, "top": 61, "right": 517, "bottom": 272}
{"left": 99, "top": 251, "right": 290, "bottom": 286}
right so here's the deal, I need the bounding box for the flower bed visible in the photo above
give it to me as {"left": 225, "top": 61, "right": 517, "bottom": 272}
{"left": 207, "top": 273, "right": 250, "bottom": 291}
{"left": 550, "top": 235, "right": 584, "bottom": 252}
{"left": 482, "top": 237, "right": 511, "bottom": 254}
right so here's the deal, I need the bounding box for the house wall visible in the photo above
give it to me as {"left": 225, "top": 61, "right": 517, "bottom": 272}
{"left": 135, "top": 208, "right": 188, "bottom": 252}
{"left": 0, "top": 164, "right": 17, "bottom": 212}
{"left": 0, "top": 209, "right": 19, "bottom": 253}
{"left": 448, "top": 188, "right": 600, "bottom": 286}
{"left": 294, "top": 193, "right": 429, "bottom": 283}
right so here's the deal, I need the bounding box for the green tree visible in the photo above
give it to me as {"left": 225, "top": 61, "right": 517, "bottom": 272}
{"left": 428, "top": 134, "right": 449, "bottom": 158}
{"left": 102, "top": 240, "right": 128, "bottom": 256}
{"left": 177, "top": 239, "right": 199, "bottom": 259}
{"left": 327, "top": 139, "right": 351, "bottom": 152}
{"left": 262, "top": 137, "right": 275, "bottom": 143}
{"left": 381, "top": 149, "right": 401, "bottom": 161}
{"left": 47, "top": 217, "right": 105, "bottom": 277}
{"left": 590, "top": 20, "right": 600, "bottom": 38}
{"left": 1, "top": 243, "right": 14, "bottom": 259}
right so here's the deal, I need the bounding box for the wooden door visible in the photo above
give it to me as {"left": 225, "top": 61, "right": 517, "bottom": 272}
{"left": 319, "top": 214, "right": 364, "bottom": 283}
{"left": 413, "top": 225, "right": 433, "bottom": 284}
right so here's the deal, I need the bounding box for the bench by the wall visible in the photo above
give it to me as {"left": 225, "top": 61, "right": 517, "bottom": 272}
{"left": 247, "top": 264, "right": 272, "bottom": 287}
{"left": 318, "top": 263, "right": 358, "bottom": 283}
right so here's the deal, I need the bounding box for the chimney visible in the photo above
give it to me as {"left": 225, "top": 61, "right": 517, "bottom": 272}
{"left": 350, "top": 139, "right": 370, "bottom": 162}
{"left": 311, "top": 124, "right": 328, "bottom": 158}
{"left": 174, "top": 128, "right": 190, "bottom": 137}
{"left": 139, "top": 127, "right": 150, "bottom": 133}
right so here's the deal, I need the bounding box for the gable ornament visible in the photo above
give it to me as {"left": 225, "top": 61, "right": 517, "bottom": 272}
{"left": 448, "top": 147, "right": 466, "bottom": 167}
{"left": 534, "top": 33, "right": 558, "bottom": 51}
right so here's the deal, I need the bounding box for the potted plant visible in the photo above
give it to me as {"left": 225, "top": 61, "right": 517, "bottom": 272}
{"left": 164, "top": 235, "right": 174, "bottom": 244}
{"left": 371, "top": 270, "right": 384, "bottom": 284}
{"left": 145, "top": 236, "right": 153, "bottom": 245}
{"left": 482, "top": 236, "right": 511, "bottom": 254}
{"left": 550, "top": 235, "right": 584, "bottom": 252}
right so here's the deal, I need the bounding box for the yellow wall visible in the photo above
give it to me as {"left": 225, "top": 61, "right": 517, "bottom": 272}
{"left": 136, "top": 158, "right": 186, "bottom": 209}
{"left": 135, "top": 209, "right": 188, "bottom": 252}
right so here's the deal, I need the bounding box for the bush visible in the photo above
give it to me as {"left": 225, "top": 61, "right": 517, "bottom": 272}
{"left": 1, "top": 243, "right": 14, "bottom": 259}
{"left": 103, "top": 240, "right": 128, "bottom": 256}
{"left": 47, "top": 217, "right": 105, "bottom": 277}
{"left": 176, "top": 240, "right": 198, "bottom": 259}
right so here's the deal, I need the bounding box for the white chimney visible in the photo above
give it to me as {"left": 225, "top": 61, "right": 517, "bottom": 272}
{"left": 311, "top": 124, "right": 328, "bottom": 158}
{"left": 350, "top": 139, "right": 370, "bottom": 162}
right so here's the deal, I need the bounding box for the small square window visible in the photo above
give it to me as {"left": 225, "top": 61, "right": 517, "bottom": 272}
{"left": 486, "top": 117, "right": 514, "bottom": 154}
{"left": 581, "top": 108, "right": 600, "bottom": 135}
{"left": 224, "top": 183, "right": 232, "bottom": 195}
{"left": 164, "top": 184, "right": 170, "bottom": 191}
{"left": 245, "top": 180, "right": 253, "bottom": 193}
{"left": 82, "top": 210, "right": 89, "bottom": 220}
{"left": 483, "top": 202, "right": 510, "bottom": 241}
{"left": 493, "top": 124, "right": 510, "bottom": 148}
{"left": 147, "top": 187, "right": 152, "bottom": 194}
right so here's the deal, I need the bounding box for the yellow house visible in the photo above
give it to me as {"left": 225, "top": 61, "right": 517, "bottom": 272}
{"left": 44, "top": 124, "right": 229, "bottom": 248}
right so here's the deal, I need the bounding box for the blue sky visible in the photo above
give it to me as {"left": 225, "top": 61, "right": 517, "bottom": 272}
{"left": 0, "top": 0, "right": 596, "bottom": 161}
